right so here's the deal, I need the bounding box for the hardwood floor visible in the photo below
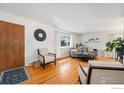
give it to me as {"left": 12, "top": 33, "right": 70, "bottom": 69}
{"left": 22, "top": 57, "right": 114, "bottom": 84}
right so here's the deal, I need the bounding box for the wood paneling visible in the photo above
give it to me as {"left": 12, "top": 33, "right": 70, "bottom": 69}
{"left": 0, "top": 20, "right": 24, "bottom": 71}
{"left": 22, "top": 57, "right": 114, "bottom": 84}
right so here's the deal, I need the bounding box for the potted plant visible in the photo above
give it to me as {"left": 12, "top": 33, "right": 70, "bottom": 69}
{"left": 76, "top": 42, "right": 84, "bottom": 48}
{"left": 106, "top": 37, "right": 124, "bottom": 63}
{"left": 76, "top": 42, "right": 84, "bottom": 51}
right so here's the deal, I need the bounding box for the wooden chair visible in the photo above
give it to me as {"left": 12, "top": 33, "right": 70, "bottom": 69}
{"left": 78, "top": 61, "right": 124, "bottom": 84}
{"left": 37, "top": 48, "right": 56, "bottom": 69}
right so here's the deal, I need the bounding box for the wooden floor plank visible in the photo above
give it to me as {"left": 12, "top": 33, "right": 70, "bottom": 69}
{"left": 22, "top": 57, "right": 114, "bottom": 84}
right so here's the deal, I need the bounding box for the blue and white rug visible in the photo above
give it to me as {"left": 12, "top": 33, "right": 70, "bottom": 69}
{"left": 0, "top": 67, "right": 29, "bottom": 84}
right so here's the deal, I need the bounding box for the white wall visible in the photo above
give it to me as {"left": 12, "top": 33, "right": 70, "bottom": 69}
{"left": 0, "top": 11, "right": 57, "bottom": 66}
{"left": 1, "top": 10, "right": 122, "bottom": 65}
{"left": 0, "top": 11, "right": 79, "bottom": 65}
{"left": 80, "top": 32, "right": 110, "bottom": 57}
{"left": 71, "top": 33, "right": 81, "bottom": 47}
{"left": 80, "top": 31, "right": 124, "bottom": 58}
{"left": 81, "top": 32, "right": 109, "bottom": 49}
{"left": 55, "top": 30, "right": 80, "bottom": 58}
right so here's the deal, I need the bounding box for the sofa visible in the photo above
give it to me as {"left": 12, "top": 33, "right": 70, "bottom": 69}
{"left": 70, "top": 47, "right": 98, "bottom": 58}
{"left": 78, "top": 61, "right": 124, "bottom": 84}
{"left": 70, "top": 48, "right": 79, "bottom": 57}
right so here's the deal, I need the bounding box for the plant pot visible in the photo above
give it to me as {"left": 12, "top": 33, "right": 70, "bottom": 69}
{"left": 116, "top": 48, "right": 124, "bottom": 63}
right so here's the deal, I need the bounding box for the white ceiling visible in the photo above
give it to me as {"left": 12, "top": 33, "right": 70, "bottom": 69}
{"left": 0, "top": 3, "right": 124, "bottom": 33}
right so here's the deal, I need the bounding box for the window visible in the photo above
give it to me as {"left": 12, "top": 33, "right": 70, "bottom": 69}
{"left": 60, "top": 33, "right": 71, "bottom": 48}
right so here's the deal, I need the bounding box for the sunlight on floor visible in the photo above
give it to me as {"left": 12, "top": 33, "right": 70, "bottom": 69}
{"left": 60, "top": 63, "right": 69, "bottom": 73}
{"left": 23, "top": 57, "right": 116, "bottom": 84}
{"left": 58, "top": 58, "right": 70, "bottom": 64}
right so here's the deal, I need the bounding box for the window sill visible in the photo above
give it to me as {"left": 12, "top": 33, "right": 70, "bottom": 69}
{"left": 60, "top": 46, "right": 70, "bottom": 49}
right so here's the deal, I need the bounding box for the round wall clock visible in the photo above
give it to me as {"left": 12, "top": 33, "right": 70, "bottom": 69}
{"left": 34, "top": 29, "right": 47, "bottom": 41}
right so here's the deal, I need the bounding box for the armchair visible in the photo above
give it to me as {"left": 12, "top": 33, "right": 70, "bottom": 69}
{"left": 70, "top": 48, "right": 79, "bottom": 57}
{"left": 78, "top": 61, "right": 124, "bottom": 84}
{"left": 37, "top": 48, "right": 56, "bottom": 69}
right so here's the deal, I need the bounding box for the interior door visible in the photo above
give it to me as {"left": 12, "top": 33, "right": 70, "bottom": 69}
{"left": 0, "top": 20, "right": 24, "bottom": 71}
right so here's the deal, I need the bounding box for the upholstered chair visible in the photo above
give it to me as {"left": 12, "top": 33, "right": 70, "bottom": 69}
{"left": 70, "top": 48, "right": 79, "bottom": 57}
{"left": 37, "top": 48, "right": 56, "bottom": 69}
{"left": 78, "top": 61, "right": 124, "bottom": 84}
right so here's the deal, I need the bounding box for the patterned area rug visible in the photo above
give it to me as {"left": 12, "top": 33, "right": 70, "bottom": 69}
{"left": 0, "top": 67, "right": 29, "bottom": 84}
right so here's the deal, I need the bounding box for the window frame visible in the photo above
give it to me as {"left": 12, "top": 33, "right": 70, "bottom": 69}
{"left": 59, "top": 33, "right": 72, "bottom": 48}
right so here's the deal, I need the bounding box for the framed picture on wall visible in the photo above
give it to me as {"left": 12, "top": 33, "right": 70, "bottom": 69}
{"left": 87, "top": 37, "right": 100, "bottom": 42}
